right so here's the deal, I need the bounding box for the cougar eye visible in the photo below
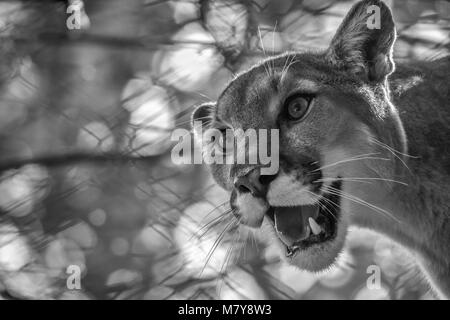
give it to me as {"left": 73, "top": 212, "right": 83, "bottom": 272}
{"left": 285, "top": 95, "right": 314, "bottom": 121}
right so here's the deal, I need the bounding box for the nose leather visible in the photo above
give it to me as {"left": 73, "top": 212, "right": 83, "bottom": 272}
{"left": 233, "top": 168, "right": 276, "bottom": 197}
{"left": 234, "top": 175, "right": 263, "bottom": 197}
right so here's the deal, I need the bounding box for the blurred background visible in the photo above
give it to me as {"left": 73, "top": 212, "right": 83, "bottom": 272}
{"left": 0, "top": 0, "right": 448, "bottom": 300}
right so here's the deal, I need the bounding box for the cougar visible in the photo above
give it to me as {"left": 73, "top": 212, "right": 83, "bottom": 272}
{"left": 191, "top": 0, "right": 450, "bottom": 299}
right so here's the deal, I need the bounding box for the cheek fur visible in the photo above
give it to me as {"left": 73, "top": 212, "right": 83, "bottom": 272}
{"left": 235, "top": 193, "right": 269, "bottom": 227}
{"left": 267, "top": 172, "right": 317, "bottom": 206}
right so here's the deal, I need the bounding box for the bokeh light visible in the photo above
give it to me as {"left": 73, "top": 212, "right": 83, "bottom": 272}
{"left": 0, "top": 0, "right": 446, "bottom": 300}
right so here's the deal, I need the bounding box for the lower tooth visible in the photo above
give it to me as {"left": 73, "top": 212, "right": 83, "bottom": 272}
{"left": 286, "top": 246, "right": 298, "bottom": 257}
{"left": 305, "top": 226, "right": 311, "bottom": 238}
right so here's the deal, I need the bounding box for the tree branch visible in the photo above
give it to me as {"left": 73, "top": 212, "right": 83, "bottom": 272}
{"left": 0, "top": 151, "right": 166, "bottom": 172}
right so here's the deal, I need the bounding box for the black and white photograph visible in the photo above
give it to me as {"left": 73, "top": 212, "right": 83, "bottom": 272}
{"left": 0, "top": 0, "right": 448, "bottom": 304}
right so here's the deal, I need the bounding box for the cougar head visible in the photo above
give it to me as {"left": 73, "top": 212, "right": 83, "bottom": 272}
{"left": 191, "top": 0, "right": 406, "bottom": 272}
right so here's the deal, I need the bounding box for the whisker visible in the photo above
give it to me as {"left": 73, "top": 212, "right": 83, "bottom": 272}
{"left": 257, "top": 26, "right": 267, "bottom": 56}
{"left": 314, "top": 154, "right": 390, "bottom": 172}
{"left": 304, "top": 189, "right": 339, "bottom": 221}
{"left": 221, "top": 232, "right": 238, "bottom": 274}
{"left": 319, "top": 192, "right": 342, "bottom": 212}
{"left": 192, "top": 91, "right": 212, "bottom": 101}
{"left": 257, "top": 26, "right": 271, "bottom": 78}
{"left": 201, "top": 201, "right": 229, "bottom": 222}
{"left": 271, "top": 21, "right": 278, "bottom": 75}
{"left": 318, "top": 177, "right": 408, "bottom": 186}
{"left": 194, "top": 215, "right": 228, "bottom": 240}
{"left": 321, "top": 178, "right": 373, "bottom": 185}
{"left": 186, "top": 119, "right": 213, "bottom": 130}
{"left": 318, "top": 200, "right": 339, "bottom": 222}
{"left": 194, "top": 209, "right": 233, "bottom": 240}
{"left": 280, "top": 55, "right": 297, "bottom": 82}
{"left": 370, "top": 137, "right": 413, "bottom": 173}
{"left": 370, "top": 137, "right": 418, "bottom": 158}
{"left": 201, "top": 218, "right": 238, "bottom": 276}
{"left": 313, "top": 153, "right": 379, "bottom": 172}
{"left": 324, "top": 185, "right": 401, "bottom": 224}
{"left": 176, "top": 115, "right": 211, "bottom": 127}
{"left": 217, "top": 232, "right": 238, "bottom": 296}
{"left": 280, "top": 55, "right": 289, "bottom": 79}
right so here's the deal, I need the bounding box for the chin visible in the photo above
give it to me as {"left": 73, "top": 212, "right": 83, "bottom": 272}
{"left": 261, "top": 214, "right": 349, "bottom": 272}
{"left": 263, "top": 179, "right": 350, "bottom": 272}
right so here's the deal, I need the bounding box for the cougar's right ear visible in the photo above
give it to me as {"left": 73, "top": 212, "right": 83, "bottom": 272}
{"left": 191, "top": 102, "right": 216, "bottom": 140}
{"left": 326, "top": 0, "right": 396, "bottom": 83}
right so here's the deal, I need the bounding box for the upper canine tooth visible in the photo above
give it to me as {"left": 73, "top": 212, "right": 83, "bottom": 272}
{"left": 308, "top": 217, "right": 322, "bottom": 235}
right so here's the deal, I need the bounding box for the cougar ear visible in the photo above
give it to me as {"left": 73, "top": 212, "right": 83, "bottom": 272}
{"left": 326, "top": 0, "right": 396, "bottom": 83}
{"left": 191, "top": 102, "right": 215, "bottom": 139}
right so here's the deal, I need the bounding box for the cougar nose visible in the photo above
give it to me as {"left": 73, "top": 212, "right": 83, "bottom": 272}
{"left": 234, "top": 169, "right": 277, "bottom": 197}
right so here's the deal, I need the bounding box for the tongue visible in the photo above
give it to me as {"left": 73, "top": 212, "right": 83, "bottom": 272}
{"left": 273, "top": 205, "right": 319, "bottom": 246}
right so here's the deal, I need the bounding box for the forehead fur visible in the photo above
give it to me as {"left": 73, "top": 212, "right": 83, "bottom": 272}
{"left": 215, "top": 52, "right": 362, "bottom": 129}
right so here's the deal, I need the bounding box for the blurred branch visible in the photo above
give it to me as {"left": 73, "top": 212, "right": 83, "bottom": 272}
{"left": 8, "top": 32, "right": 215, "bottom": 51}
{"left": 0, "top": 151, "right": 166, "bottom": 172}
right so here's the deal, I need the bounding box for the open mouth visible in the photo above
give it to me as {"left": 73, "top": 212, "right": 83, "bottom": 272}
{"left": 266, "top": 180, "right": 342, "bottom": 258}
